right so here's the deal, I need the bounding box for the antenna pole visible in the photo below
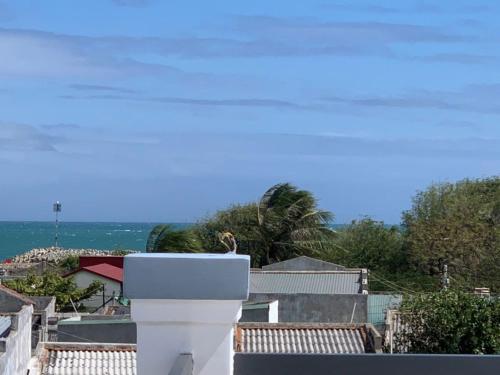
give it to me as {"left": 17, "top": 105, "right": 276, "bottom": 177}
{"left": 53, "top": 201, "right": 62, "bottom": 248}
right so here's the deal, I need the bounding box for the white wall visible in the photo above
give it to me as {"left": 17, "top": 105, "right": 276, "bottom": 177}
{"left": 0, "top": 304, "right": 33, "bottom": 375}
{"left": 268, "top": 301, "right": 279, "bottom": 323}
{"left": 72, "top": 271, "right": 122, "bottom": 308}
{"left": 133, "top": 299, "right": 242, "bottom": 375}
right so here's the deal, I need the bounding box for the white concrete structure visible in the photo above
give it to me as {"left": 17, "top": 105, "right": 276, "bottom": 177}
{"left": 0, "top": 304, "right": 33, "bottom": 375}
{"left": 124, "top": 253, "right": 250, "bottom": 375}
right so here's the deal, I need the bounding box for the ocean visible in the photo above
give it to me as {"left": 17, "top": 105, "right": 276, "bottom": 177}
{"left": 0, "top": 222, "right": 190, "bottom": 261}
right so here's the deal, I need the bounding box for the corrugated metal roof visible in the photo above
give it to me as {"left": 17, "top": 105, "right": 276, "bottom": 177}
{"left": 236, "top": 323, "right": 368, "bottom": 354}
{"left": 368, "top": 294, "right": 402, "bottom": 326}
{"left": 250, "top": 271, "right": 361, "bottom": 294}
{"left": 0, "top": 316, "right": 11, "bottom": 337}
{"left": 40, "top": 344, "right": 136, "bottom": 375}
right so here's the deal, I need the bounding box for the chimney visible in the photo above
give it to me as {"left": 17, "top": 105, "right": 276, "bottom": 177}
{"left": 124, "top": 253, "right": 250, "bottom": 375}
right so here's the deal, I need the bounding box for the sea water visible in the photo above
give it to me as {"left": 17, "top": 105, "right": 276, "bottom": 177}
{"left": 0, "top": 221, "right": 190, "bottom": 260}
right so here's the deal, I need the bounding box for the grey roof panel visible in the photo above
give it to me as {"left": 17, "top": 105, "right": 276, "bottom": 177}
{"left": 0, "top": 316, "right": 11, "bottom": 337}
{"left": 250, "top": 271, "right": 361, "bottom": 294}
{"left": 237, "top": 324, "right": 368, "bottom": 354}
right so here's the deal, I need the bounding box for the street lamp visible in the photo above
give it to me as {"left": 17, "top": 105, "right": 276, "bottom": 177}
{"left": 53, "top": 201, "right": 62, "bottom": 248}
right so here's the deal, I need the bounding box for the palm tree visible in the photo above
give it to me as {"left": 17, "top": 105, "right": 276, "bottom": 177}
{"left": 256, "top": 183, "right": 335, "bottom": 265}
{"left": 146, "top": 224, "right": 202, "bottom": 253}
{"left": 146, "top": 183, "right": 335, "bottom": 266}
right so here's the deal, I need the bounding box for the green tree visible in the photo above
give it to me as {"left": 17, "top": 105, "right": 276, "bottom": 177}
{"left": 403, "top": 177, "right": 500, "bottom": 291}
{"left": 395, "top": 291, "right": 500, "bottom": 354}
{"left": 146, "top": 183, "right": 336, "bottom": 267}
{"left": 5, "top": 272, "right": 103, "bottom": 311}
{"left": 328, "top": 218, "right": 404, "bottom": 271}
{"left": 147, "top": 224, "right": 203, "bottom": 253}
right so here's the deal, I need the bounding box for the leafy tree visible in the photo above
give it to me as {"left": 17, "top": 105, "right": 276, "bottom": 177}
{"left": 147, "top": 224, "right": 203, "bottom": 253}
{"left": 403, "top": 177, "right": 500, "bottom": 291}
{"left": 5, "top": 272, "right": 103, "bottom": 311}
{"left": 327, "top": 218, "right": 404, "bottom": 271}
{"left": 59, "top": 254, "right": 79, "bottom": 272}
{"left": 395, "top": 291, "right": 500, "bottom": 354}
{"left": 146, "top": 183, "right": 336, "bottom": 267}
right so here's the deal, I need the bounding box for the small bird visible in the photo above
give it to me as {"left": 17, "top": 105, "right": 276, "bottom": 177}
{"left": 218, "top": 232, "right": 237, "bottom": 254}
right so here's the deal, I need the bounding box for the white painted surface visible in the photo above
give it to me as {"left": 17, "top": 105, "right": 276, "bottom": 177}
{"left": 0, "top": 304, "right": 33, "bottom": 375}
{"left": 72, "top": 271, "right": 121, "bottom": 308}
{"left": 132, "top": 299, "right": 242, "bottom": 375}
{"left": 268, "top": 301, "right": 279, "bottom": 323}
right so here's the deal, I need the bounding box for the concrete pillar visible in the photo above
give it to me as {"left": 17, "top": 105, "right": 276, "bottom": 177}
{"left": 124, "top": 253, "right": 250, "bottom": 375}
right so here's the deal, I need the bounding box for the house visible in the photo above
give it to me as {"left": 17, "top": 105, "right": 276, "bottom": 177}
{"left": 262, "top": 256, "right": 346, "bottom": 271}
{"left": 65, "top": 262, "right": 123, "bottom": 309}
{"left": 0, "top": 304, "right": 33, "bottom": 375}
{"left": 235, "top": 323, "right": 382, "bottom": 353}
{"left": 0, "top": 284, "right": 55, "bottom": 350}
{"left": 248, "top": 268, "right": 368, "bottom": 323}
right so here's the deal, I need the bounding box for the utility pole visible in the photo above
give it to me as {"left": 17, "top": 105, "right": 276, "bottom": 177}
{"left": 53, "top": 201, "right": 62, "bottom": 248}
{"left": 442, "top": 264, "right": 450, "bottom": 290}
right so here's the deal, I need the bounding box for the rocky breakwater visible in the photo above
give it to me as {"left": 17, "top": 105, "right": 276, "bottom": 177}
{"left": 10, "top": 247, "right": 135, "bottom": 264}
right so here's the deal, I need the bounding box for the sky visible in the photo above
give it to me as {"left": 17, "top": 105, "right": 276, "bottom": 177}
{"left": 0, "top": 0, "right": 499, "bottom": 223}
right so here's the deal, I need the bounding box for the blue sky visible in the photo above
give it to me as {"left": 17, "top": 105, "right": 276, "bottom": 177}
{"left": 0, "top": 0, "right": 499, "bottom": 223}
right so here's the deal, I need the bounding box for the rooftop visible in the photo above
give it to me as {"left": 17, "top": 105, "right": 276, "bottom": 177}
{"left": 68, "top": 263, "right": 124, "bottom": 283}
{"left": 262, "top": 256, "right": 346, "bottom": 271}
{"left": 37, "top": 342, "right": 136, "bottom": 375}
{"left": 235, "top": 323, "right": 381, "bottom": 354}
{"left": 250, "top": 270, "right": 363, "bottom": 294}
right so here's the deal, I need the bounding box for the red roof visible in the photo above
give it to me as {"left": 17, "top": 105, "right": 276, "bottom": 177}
{"left": 71, "top": 263, "right": 123, "bottom": 283}
{"left": 79, "top": 256, "right": 124, "bottom": 269}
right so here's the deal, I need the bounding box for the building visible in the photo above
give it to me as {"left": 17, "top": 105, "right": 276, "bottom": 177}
{"left": 262, "top": 256, "right": 346, "bottom": 271}
{"left": 248, "top": 268, "right": 368, "bottom": 323}
{"left": 0, "top": 284, "right": 55, "bottom": 350}
{"left": 235, "top": 323, "right": 382, "bottom": 353}
{"left": 0, "top": 304, "right": 33, "bottom": 375}
{"left": 240, "top": 300, "right": 279, "bottom": 323}
{"left": 367, "top": 294, "right": 402, "bottom": 333}
{"left": 65, "top": 262, "right": 123, "bottom": 309}
{"left": 28, "top": 253, "right": 500, "bottom": 375}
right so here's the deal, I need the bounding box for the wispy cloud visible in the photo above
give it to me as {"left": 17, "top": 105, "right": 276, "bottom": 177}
{"left": 0, "top": 124, "right": 60, "bottom": 151}
{"left": 0, "top": 14, "right": 473, "bottom": 80}
{"left": 412, "top": 53, "right": 499, "bottom": 65}
{"left": 111, "top": 0, "right": 150, "bottom": 7}
{"left": 322, "top": 2, "right": 496, "bottom": 15}
{"left": 60, "top": 94, "right": 306, "bottom": 110}
{"left": 69, "top": 84, "right": 139, "bottom": 94}
{"left": 322, "top": 84, "right": 500, "bottom": 114}
{"left": 41, "top": 123, "right": 81, "bottom": 131}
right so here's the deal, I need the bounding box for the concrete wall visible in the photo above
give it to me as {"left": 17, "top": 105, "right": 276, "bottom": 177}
{"left": 0, "top": 305, "right": 33, "bottom": 375}
{"left": 72, "top": 271, "right": 122, "bottom": 308}
{"left": 234, "top": 353, "right": 500, "bottom": 375}
{"left": 248, "top": 293, "right": 367, "bottom": 323}
{"left": 57, "top": 320, "right": 137, "bottom": 344}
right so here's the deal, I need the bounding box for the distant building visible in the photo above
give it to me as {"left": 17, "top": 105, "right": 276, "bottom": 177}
{"left": 65, "top": 262, "right": 123, "bottom": 309}
{"left": 248, "top": 267, "right": 368, "bottom": 323}
{"left": 240, "top": 300, "right": 279, "bottom": 323}
{"left": 262, "top": 256, "right": 346, "bottom": 271}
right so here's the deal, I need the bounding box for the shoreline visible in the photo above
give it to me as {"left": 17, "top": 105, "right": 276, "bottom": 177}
{"left": 6, "top": 247, "right": 137, "bottom": 264}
